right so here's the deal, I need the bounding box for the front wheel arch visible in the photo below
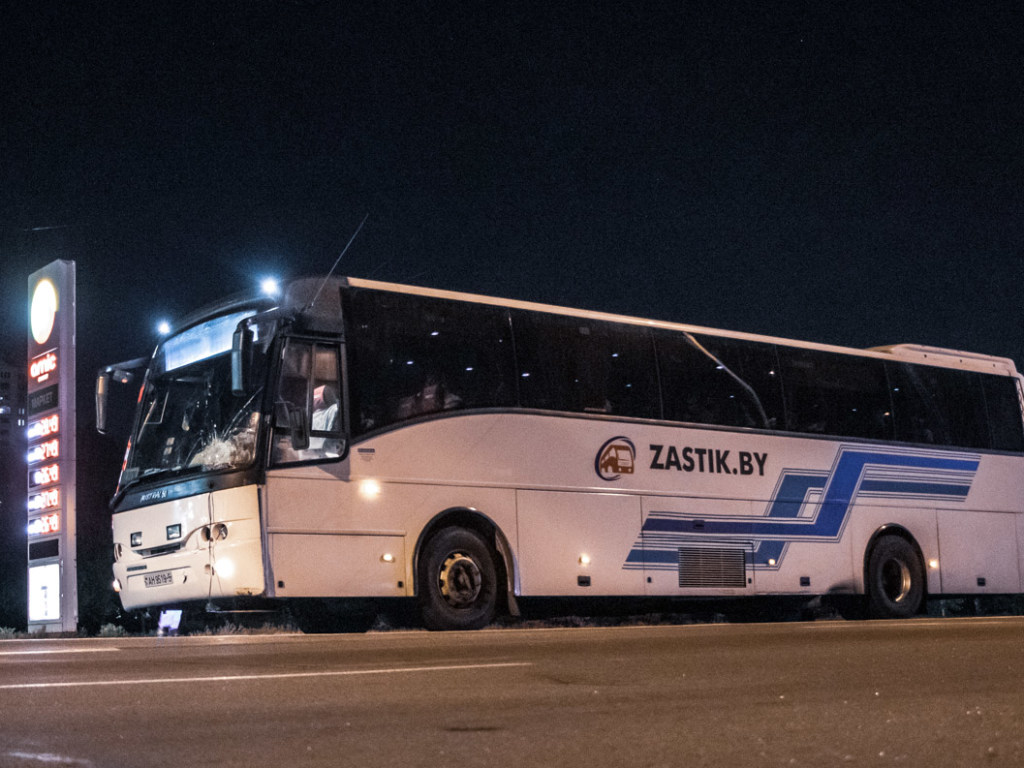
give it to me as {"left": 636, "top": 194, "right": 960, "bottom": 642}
{"left": 414, "top": 508, "right": 516, "bottom": 601}
{"left": 416, "top": 525, "right": 500, "bottom": 630}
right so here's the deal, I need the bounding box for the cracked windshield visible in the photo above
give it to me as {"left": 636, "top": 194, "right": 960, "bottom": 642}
{"left": 121, "top": 311, "right": 263, "bottom": 488}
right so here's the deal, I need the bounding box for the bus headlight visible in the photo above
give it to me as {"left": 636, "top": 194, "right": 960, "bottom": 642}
{"left": 203, "top": 523, "right": 229, "bottom": 542}
{"left": 112, "top": 578, "right": 122, "bottom": 593}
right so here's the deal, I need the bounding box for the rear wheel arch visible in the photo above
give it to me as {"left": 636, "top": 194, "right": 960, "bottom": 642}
{"left": 863, "top": 525, "right": 926, "bottom": 581}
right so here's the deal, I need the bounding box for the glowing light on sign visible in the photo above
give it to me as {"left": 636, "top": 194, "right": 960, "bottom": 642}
{"left": 29, "top": 464, "right": 60, "bottom": 488}
{"left": 28, "top": 514, "right": 61, "bottom": 537}
{"left": 29, "top": 351, "right": 58, "bottom": 384}
{"left": 28, "top": 488, "right": 60, "bottom": 512}
{"left": 30, "top": 279, "right": 58, "bottom": 345}
{"left": 28, "top": 563, "right": 61, "bottom": 622}
{"left": 31, "top": 464, "right": 59, "bottom": 488}
{"left": 27, "top": 439, "right": 60, "bottom": 465}
{"left": 27, "top": 414, "right": 59, "bottom": 440}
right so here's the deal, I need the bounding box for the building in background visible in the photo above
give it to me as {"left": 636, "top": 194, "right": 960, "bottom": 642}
{"left": 0, "top": 353, "right": 28, "bottom": 627}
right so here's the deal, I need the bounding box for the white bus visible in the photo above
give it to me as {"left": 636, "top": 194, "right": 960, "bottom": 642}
{"left": 98, "top": 277, "right": 1024, "bottom": 629}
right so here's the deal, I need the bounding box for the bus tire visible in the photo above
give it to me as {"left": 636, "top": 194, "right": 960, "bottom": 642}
{"left": 866, "top": 535, "right": 925, "bottom": 619}
{"left": 418, "top": 527, "right": 498, "bottom": 631}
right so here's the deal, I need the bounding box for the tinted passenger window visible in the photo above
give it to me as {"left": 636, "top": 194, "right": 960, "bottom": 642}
{"left": 691, "top": 335, "right": 784, "bottom": 430}
{"left": 345, "top": 290, "right": 516, "bottom": 435}
{"left": 980, "top": 374, "right": 1024, "bottom": 452}
{"left": 887, "top": 363, "right": 989, "bottom": 449}
{"left": 779, "top": 348, "right": 892, "bottom": 439}
{"left": 657, "top": 330, "right": 772, "bottom": 429}
{"left": 514, "top": 312, "right": 658, "bottom": 418}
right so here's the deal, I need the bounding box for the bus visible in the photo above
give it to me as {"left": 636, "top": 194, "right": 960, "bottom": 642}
{"left": 97, "top": 276, "right": 1024, "bottom": 630}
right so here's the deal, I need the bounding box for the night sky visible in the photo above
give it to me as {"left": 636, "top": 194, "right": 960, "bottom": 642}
{"left": 1, "top": 2, "right": 1023, "bottom": 626}
{"left": 4, "top": 2, "right": 1023, "bottom": 366}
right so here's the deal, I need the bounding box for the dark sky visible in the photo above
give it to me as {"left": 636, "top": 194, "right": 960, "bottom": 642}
{"left": 3, "top": 0, "right": 1023, "bottom": 376}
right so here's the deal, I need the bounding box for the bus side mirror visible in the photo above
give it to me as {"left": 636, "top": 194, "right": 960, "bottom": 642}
{"left": 96, "top": 371, "right": 110, "bottom": 434}
{"left": 94, "top": 356, "right": 148, "bottom": 435}
{"left": 232, "top": 325, "right": 254, "bottom": 396}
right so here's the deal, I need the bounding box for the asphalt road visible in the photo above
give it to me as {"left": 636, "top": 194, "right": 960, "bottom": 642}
{"left": 1, "top": 617, "right": 1021, "bottom": 768}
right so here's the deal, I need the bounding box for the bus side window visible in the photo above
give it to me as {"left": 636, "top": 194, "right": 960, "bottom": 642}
{"left": 981, "top": 374, "right": 1024, "bottom": 452}
{"left": 309, "top": 345, "right": 343, "bottom": 454}
{"left": 888, "top": 362, "right": 990, "bottom": 449}
{"left": 514, "top": 312, "right": 658, "bottom": 419}
{"left": 272, "top": 341, "right": 344, "bottom": 465}
{"left": 778, "top": 347, "right": 892, "bottom": 440}
{"left": 345, "top": 289, "right": 516, "bottom": 435}
{"left": 656, "top": 331, "right": 767, "bottom": 428}
{"left": 692, "top": 335, "right": 785, "bottom": 431}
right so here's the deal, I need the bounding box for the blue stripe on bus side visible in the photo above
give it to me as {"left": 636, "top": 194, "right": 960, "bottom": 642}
{"left": 630, "top": 447, "right": 980, "bottom": 573}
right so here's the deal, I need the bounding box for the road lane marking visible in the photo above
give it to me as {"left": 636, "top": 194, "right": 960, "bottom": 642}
{"left": 4, "top": 751, "right": 93, "bottom": 766}
{"left": 0, "top": 649, "right": 119, "bottom": 657}
{"left": 0, "top": 661, "right": 532, "bottom": 690}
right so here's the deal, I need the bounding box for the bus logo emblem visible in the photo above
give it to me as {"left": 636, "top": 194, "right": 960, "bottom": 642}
{"left": 596, "top": 437, "right": 636, "bottom": 481}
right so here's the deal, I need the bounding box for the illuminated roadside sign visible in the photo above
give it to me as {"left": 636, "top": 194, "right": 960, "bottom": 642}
{"left": 28, "top": 384, "right": 58, "bottom": 415}
{"left": 27, "top": 438, "right": 60, "bottom": 465}
{"left": 28, "top": 488, "right": 60, "bottom": 512}
{"left": 27, "top": 260, "right": 77, "bottom": 632}
{"left": 30, "top": 279, "right": 58, "bottom": 345}
{"left": 29, "top": 464, "right": 60, "bottom": 488}
{"left": 28, "top": 514, "right": 61, "bottom": 537}
{"left": 27, "top": 563, "right": 61, "bottom": 623}
{"left": 27, "top": 414, "right": 59, "bottom": 440}
{"left": 29, "top": 350, "right": 58, "bottom": 384}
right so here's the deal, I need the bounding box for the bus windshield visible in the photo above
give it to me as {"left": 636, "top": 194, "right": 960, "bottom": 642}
{"left": 118, "top": 311, "right": 264, "bottom": 491}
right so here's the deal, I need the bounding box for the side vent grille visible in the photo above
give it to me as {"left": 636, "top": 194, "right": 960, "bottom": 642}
{"left": 678, "top": 547, "right": 747, "bottom": 588}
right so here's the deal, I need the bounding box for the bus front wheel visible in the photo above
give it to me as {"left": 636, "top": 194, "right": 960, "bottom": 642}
{"left": 418, "top": 527, "right": 498, "bottom": 631}
{"left": 866, "top": 535, "right": 925, "bottom": 619}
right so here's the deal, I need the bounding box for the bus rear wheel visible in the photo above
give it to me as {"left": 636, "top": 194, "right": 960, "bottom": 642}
{"left": 418, "top": 527, "right": 498, "bottom": 631}
{"left": 866, "top": 535, "right": 925, "bottom": 619}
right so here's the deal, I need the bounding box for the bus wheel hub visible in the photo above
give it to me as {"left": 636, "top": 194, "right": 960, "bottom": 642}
{"left": 439, "top": 553, "right": 482, "bottom": 607}
{"left": 880, "top": 557, "right": 912, "bottom": 603}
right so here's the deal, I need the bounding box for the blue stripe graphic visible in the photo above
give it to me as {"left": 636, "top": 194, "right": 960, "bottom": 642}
{"left": 627, "top": 447, "right": 979, "bottom": 572}
{"left": 858, "top": 480, "right": 971, "bottom": 497}
{"left": 765, "top": 473, "right": 827, "bottom": 518}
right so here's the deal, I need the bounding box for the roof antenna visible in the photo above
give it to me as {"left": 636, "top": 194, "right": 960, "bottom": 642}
{"left": 305, "top": 213, "right": 369, "bottom": 311}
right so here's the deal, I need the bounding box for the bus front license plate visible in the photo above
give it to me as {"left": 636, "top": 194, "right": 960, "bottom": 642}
{"left": 144, "top": 571, "right": 174, "bottom": 588}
